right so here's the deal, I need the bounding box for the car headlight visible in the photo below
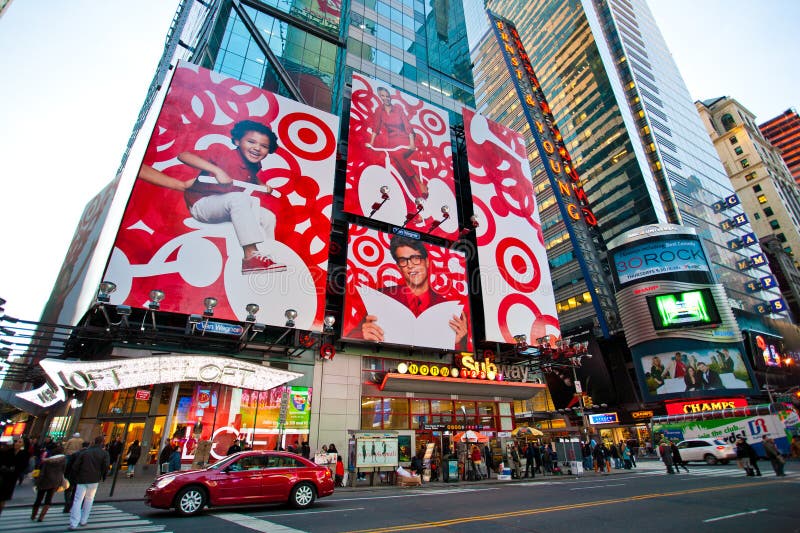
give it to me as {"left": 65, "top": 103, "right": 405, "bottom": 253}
{"left": 155, "top": 476, "right": 175, "bottom": 489}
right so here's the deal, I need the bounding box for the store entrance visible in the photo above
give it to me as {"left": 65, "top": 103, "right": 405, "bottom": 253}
{"left": 99, "top": 418, "right": 147, "bottom": 470}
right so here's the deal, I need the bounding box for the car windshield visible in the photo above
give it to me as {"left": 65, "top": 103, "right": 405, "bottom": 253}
{"left": 206, "top": 457, "right": 236, "bottom": 470}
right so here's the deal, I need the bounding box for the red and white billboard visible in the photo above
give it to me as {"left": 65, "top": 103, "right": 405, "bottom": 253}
{"left": 463, "top": 108, "right": 560, "bottom": 343}
{"left": 342, "top": 225, "right": 471, "bottom": 351}
{"left": 103, "top": 62, "right": 339, "bottom": 330}
{"left": 345, "top": 74, "right": 458, "bottom": 239}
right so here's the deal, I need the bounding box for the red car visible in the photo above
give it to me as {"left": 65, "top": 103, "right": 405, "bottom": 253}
{"left": 145, "top": 451, "right": 334, "bottom": 516}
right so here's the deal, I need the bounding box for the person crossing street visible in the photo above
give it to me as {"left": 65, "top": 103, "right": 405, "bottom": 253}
{"left": 69, "top": 436, "right": 110, "bottom": 530}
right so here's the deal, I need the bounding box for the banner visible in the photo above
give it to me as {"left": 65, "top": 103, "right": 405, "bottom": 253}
{"left": 463, "top": 108, "right": 559, "bottom": 343}
{"left": 104, "top": 62, "right": 339, "bottom": 330}
{"left": 345, "top": 73, "right": 458, "bottom": 239}
{"left": 17, "top": 356, "right": 302, "bottom": 408}
{"left": 342, "top": 225, "right": 471, "bottom": 350}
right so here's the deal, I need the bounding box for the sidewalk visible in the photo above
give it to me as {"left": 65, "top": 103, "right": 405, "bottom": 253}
{"left": 6, "top": 460, "right": 654, "bottom": 509}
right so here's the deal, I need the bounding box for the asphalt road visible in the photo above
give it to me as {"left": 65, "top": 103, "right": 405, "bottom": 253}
{"left": 4, "top": 463, "right": 798, "bottom": 532}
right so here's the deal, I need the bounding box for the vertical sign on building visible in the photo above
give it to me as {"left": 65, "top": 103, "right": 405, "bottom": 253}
{"left": 487, "top": 11, "right": 615, "bottom": 337}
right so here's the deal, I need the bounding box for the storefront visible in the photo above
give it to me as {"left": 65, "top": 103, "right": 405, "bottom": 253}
{"left": 21, "top": 354, "right": 311, "bottom": 470}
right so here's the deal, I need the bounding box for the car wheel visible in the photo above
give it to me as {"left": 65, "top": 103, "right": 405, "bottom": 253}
{"left": 290, "top": 482, "right": 316, "bottom": 509}
{"left": 704, "top": 454, "right": 718, "bottom": 465}
{"left": 175, "top": 485, "right": 207, "bottom": 516}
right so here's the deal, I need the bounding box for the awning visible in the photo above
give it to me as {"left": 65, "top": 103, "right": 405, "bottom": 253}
{"left": 379, "top": 373, "right": 546, "bottom": 400}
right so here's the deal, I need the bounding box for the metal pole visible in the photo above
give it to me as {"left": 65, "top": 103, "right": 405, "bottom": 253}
{"left": 156, "top": 384, "right": 180, "bottom": 476}
{"left": 571, "top": 360, "right": 589, "bottom": 438}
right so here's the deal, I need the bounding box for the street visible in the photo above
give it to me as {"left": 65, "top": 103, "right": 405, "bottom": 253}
{"left": 2, "top": 462, "right": 798, "bottom": 533}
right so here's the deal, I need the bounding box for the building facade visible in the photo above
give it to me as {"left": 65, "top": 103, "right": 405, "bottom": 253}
{"left": 760, "top": 108, "right": 800, "bottom": 185}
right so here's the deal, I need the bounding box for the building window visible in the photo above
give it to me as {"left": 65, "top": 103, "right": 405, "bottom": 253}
{"left": 777, "top": 233, "right": 787, "bottom": 243}
{"left": 721, "top": 113, "right": 736, "bottom": 130}
{"left": 757, "top": 194, "right": 768, "bottom": 204}
{"left": 754, "top": 213, "right": 761, "bottom": 220}
{"left": 740, "top": 159, "right": 750, "bottom": 169}
{"left": 745, "top": 171, "right": 757, "bottom": 181}
{"left": 729, "top": 135, "right": 738, "bottom": 144}
{"left": 752, "top": 185, "right": 762, "bottom": 193}
{"left": 770, "top": 220, "right": 781, "bottom": 229}
{"left": 734, "top": 146, "right": 744, "bottom": 155}
{"left": 764, "top": 207, "right": 774, "bottom": 216}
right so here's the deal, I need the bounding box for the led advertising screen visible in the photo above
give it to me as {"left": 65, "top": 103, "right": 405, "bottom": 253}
{"left": 748, "top": 332, "right": 790, "bottom": 370}
{"left": 103, "top": 62, "right": 339, "bottom": 330}
{"left": 342, "top": 225, "right": 471, "bottom": 351}
{"left": 646, "top": 288, "right": 721, "bottom": 331}
{"left": 462, "top": 108, "right": 559, "bottom": 343}
{"left": 345, "top": 74, "right": 458, "bottom": 239}
{"left": 637, "top": 344, "right": 755, "bottom": 400}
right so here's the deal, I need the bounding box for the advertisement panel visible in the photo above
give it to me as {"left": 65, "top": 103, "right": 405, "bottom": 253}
{"left": 342, "top": 225, "right": 471, "bottom": 351}
{"left": 612, "top": 238, "right": 710, "bottom": 285}
{"left": 345, "top": 74, "right": 458, "bottom": 239}
{"left": 633, "top": 341, "right": 757, "bottom": 401}
{"left": 653, "top": 409, "right": 799, "bottom": 456}
{"left": 355, "top": 435, "right": 399, "bottom": 468}
{"left": 103, "top": 62, "right": 339, "bottom": 330}
{"left": 463, "top": 108, "right": 559, "bottom": 343}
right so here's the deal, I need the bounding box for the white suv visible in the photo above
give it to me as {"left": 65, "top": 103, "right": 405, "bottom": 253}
{"left": 675, "top": 439, "right": 736, "bottom": 465}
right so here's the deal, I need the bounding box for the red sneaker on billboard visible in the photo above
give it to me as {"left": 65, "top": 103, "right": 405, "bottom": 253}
{"left": 241, "top": 253, "right": 287, "bottom": 274}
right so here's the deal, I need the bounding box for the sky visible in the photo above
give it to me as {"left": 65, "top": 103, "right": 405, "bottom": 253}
{"left": 0, "top": 0, "right": 797, "bottom": 324}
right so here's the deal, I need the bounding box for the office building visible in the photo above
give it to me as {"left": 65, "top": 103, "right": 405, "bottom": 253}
{"left": 760, "top": 108, "right": 800, "bottom": 185}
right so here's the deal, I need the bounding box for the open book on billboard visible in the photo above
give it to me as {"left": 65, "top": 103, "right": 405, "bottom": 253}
{"left": 356, "top": 285, "right": 462, "bottom": 349}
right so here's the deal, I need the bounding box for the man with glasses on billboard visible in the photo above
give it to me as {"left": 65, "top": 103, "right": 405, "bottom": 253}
{"left": 353, "top": 235, "right": 467, "bottom": 349}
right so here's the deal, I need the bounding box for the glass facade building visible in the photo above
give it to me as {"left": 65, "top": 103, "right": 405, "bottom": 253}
{"left": 471, "top": 0, "right": 785, "bottom": 334}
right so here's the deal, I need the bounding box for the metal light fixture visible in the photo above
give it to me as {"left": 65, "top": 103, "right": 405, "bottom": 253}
{"left": 403, "top": 197, "right": 425, "bottom": 227}
{"left": 245, "top": 303, "right": 260, "bottom": 322}
{"left": 459, "top": 214, "right": 480, "bottom": 236}
{"left": 188, "top": 314, "right": 202, "bottom": 325}
{"left": 428, "top": 205, "right": 451, "bottom": 231}
{"left": 323, "top": 315, "right": 336, "bottom": 333}
{"left": 285, "top": 308, "right": 298, "bottom": 328}
{"left": 369, "top": 185, "right": 391, "bottom": 217}
{"left": 97, "top": 281, "right": 117, "bottom": 303}
{"left": 203, "top": 297, "right": 218, "bottom": 317}
{"left": 148, "top": 289, "right": 165, "bottom": 310}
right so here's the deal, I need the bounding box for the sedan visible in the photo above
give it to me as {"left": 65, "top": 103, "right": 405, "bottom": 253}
{"left": 145, "top": 450, "right": 335, "bottom": 516}
{"left": 675, "top": 439, "right": 736, "bottom": 465}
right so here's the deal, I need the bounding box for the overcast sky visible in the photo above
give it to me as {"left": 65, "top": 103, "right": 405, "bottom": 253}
{"left": 0, "top": 0, "right": 797, "bottom": 323}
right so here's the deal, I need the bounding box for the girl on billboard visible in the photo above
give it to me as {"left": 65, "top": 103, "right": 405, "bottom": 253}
{"left": 366, "top": 87, "right": 427, "bottom": 199}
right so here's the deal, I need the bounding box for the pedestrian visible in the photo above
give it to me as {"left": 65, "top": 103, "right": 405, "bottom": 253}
{"left": 734, "top": 437, "right": 754, "bottom": 477}
{"left": 621, "top": 442, "right": 632, "bottom": 469}
{"left": 610, "top": 442, "right": 621, "bottom": 469}
{"left": 524, "top": 442, "right": 536, "bottom": 478}
{"left": 31, "top": 445, "right": 66, "bottom": 522}
{"left": 69, "top": 435, "right": 110, "bottom": 530}
{"left": 746, "top": 440, "right": 761, "bottom": 476}
{"left": 107, "top": 437, "right": 123, "bottom": 473}
{"left": 582, "top": 441, "right": 593, "bottom": 471}
{"left": 63, "top": 433, "right": 84, "bottom": 457}
{"left": 762, "top": 436, "right": 786, "bottom": 477}
{"left": 592, "top": 441, "right": 606, "bottom": 472}
{"left": 63, "top": 442, "right": 88, "bottom": 514}
{"left": 328, "top": 443, "right": 339, "bottom": 455}
{"left": 509, "top": 443, "right": 522, "bottom": 479}
{"left": 13, "top": 438, "right": 29, "bottom": 487}
{"left": 0, "top": 439, "right": 22, "bottom": 515}
{"left": 658, "top": 438, "right": 674, "bottom": 474}
{"left": 301, "top": 441, "right": 311, "bottom": 459}
{"left": 168, "top": 445, "right": 182, "bottom": 473}
{"left": 125, "top": 440, "right": 141, "bottom": 478}
{"left": 670, "top": 441, "right": 689, "bottom": 473}
{"left": 158, "top": 442, "right": 173, "bottom": 474}
{"left": 483, "top": 444, "right": 494, "bottom": 479}
{"left": 226, "top": 439, "right": 241, "bottom": 455}
{"left": 335, "top": 455, "right": 345, "bottom": 487}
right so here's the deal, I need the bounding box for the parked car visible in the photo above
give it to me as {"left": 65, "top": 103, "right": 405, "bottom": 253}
{"left": 145, "top": 450, "right": 335, "bottom": 516}
{"left": 675, "top": 439, "right": 736, "bottom": 465}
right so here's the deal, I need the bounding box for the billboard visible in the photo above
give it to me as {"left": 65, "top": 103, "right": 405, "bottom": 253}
{"left": 103, "top": 62, "right": 339, "bottom": 330}
{"left": 612, "top": 238, "right": 711, "bottom": 286}
{"left": 342, "top": 225, "right": 471, "bottom": 351}
{"left": 345, "top": 74, "right": 458, "bottom": 239}
{"left": 646, "top": 288, "right": 722, "bottom": 331}
{"left": 463, "top": 108, "right": 559, "bottom": 343}
{"left": 635, "top": 342, "right": 756, "bottom": 401}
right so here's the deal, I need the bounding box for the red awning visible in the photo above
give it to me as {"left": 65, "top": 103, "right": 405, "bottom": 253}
{"left": 379, "top": 372, "right": 546, "bottom": 400}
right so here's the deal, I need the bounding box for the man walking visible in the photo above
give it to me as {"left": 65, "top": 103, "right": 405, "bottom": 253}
{"left": 658, "top": 437, "right": 675, "bottom": 474}
{"left": 69, "top": 436, "right": 110, "bottom": 530}
{"left": 762, "top": 436, "right": 786, "bottom": 477}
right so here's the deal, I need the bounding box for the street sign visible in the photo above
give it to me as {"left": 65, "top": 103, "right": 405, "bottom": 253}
{"left": 195, "top": 321, "right": 244, "bottom": 336}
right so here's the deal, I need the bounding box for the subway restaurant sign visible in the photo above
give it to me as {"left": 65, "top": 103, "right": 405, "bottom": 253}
{"left": 396, "top": 353, "right": 534, "bottom": 382}
{"left": 665, "top": 397, "right": 748, "bottom": 415}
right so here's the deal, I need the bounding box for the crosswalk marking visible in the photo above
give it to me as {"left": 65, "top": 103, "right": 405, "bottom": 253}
{"left": 216, "top": 511, "right": 308, "bottom": 532}
{"left": 0, "top": 504, "right": 170, "bottom": 533}
{"left": 635, "top": 464, "right": 797, "bottom": 479}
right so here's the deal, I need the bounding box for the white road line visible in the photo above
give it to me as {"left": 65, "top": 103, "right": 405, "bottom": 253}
{"left": 215, "top": 512, "right": 308, "bottom": 532}
{"left": 332, "top": 487, "right": 498, "bottom": 502}
{"left": 569, "top": 483, "right": 626, "bottom": 491}
{"left": 253, "top": 507, "right": 365, "bottom": 518}
{"left": 703, "top": 508, "right": 768, "bottom": 523}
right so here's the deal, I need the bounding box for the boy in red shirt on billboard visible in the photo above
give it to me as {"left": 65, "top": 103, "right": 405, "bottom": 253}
{"left": 138, "top": 120, "right": 285, "bottom": 274}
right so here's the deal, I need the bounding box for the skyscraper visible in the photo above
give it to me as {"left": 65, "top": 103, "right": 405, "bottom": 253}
{"left": 760, "top": 108, "right": 800, "bottom": 185}
{"left": 471, "top": 0, "right": 785, "bottom": 335}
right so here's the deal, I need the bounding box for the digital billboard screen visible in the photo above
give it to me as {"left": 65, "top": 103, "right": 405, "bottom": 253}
{"left": 646, "top": 288, "right": 721, "bottom": 331}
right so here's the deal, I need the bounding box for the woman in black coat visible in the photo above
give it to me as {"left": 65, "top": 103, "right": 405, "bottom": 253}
{"left": 125, "top": 440, "right": 142, "bottom": 478}
{"left": 31, "top": 445, "right": 66, "bottom": 522}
